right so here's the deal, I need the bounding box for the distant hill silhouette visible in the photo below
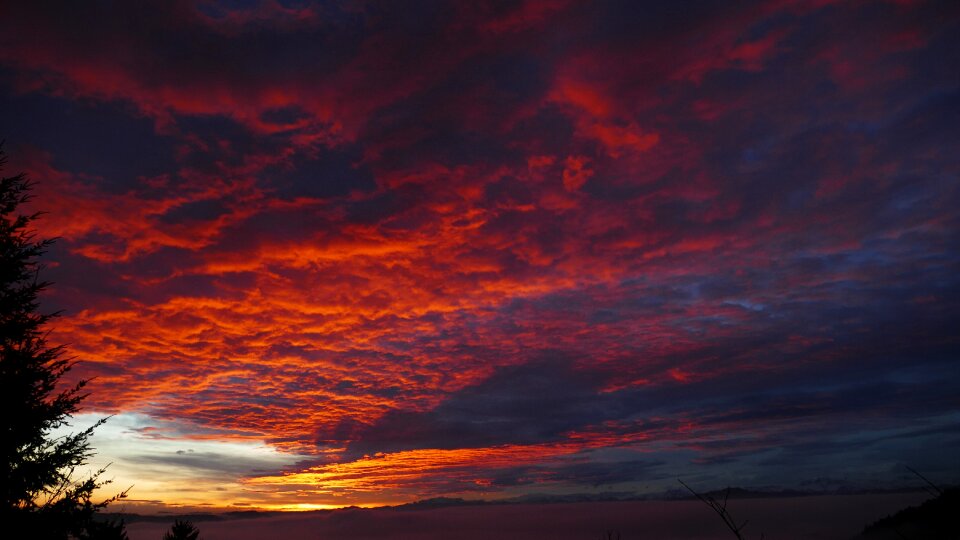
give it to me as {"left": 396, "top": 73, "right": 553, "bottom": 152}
{"left": 698, "top": 487, "right": 810, "bottom": 500}
{"left": 98, "top": 510, "right": 285, "bottom": 524}
{"left": 390, "top": 497, "right": 492, "bottom": 510}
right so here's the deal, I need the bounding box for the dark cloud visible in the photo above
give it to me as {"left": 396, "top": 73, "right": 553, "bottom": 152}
{"left": 485, "top": 458, "right": 667, "bottom": 488}
{"left": 0, "top": 88, "right": 175, "bottom": 189}
{"left": 266, "top": 144, "right": 377, "bottom": 199}
{"left": 347, "top": 358, "right": 619, "bottom": 456}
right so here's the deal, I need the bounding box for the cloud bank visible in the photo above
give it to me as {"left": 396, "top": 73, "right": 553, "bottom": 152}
{"left": 1, "top": 0, "right": 958, "bottom": 507}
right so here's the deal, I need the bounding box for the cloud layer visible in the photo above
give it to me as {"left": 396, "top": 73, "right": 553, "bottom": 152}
{"left": 1, "top": 0, "right": 958, "bottom": 507}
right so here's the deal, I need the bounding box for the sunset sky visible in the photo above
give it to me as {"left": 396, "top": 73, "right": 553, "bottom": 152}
{"left": 1, "top": 0, "right": 958, "bottom": 512}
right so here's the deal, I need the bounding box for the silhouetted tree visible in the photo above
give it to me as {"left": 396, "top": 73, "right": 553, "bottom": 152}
{"left": 0, "top": 143, "right": 126, "bottom": 539}
{"left": 163, "top": 520, "right": 201, "bottom": 540}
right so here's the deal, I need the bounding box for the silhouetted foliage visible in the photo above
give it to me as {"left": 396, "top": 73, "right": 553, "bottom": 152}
{"left": 163, "top": 519, "right": 202, "bottom": 540}
{"left": 0, "top": 143, "right": 126, "bottom": 539}
{"left": 857, "top": 468, "right": 957, "bottom": 539}
{"left": 858, "top": 489, "right": 958, "bottom": 539}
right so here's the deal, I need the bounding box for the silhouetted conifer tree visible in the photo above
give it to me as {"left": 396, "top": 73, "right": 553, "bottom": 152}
{"left": 163, "top": 520, "right": 201, "bottom": 540}
{"left": 0, "top": 143, "right": 126, "bottom": 539}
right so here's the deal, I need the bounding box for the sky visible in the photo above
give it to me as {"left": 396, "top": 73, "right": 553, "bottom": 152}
{"left": 1, "top": 0, "right": 958, "bottom": 513}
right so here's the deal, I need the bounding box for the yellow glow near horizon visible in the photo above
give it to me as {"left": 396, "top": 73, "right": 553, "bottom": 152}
{"left": 52, "top": 413, "right": 312, "bottom": 512}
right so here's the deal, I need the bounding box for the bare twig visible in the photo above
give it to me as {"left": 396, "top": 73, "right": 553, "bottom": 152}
{"left": 906, "top": 465, "right": 943, "bottom": 498}
{"left": 679, "top": 479, "right": 758, "bottom": 540}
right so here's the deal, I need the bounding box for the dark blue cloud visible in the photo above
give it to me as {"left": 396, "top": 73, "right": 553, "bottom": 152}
{"left": 267, "top": 145, "right": 376, "bottom": 199}
{"left": 0, "top": 85, "right": 175, "bottom": 190}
